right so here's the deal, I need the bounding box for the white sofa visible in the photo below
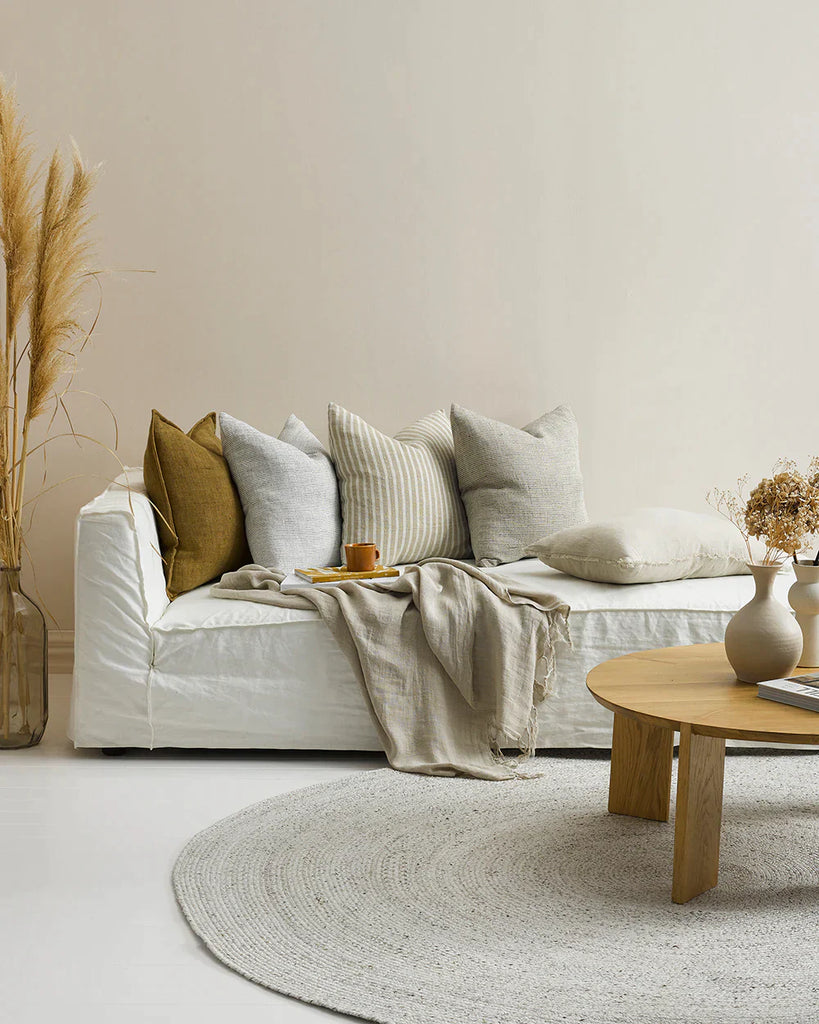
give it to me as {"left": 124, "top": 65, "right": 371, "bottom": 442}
{"left": 69, "top": 473, "right": 792, "bottom": 751}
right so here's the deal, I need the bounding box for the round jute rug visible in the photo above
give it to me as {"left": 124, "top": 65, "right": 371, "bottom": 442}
{"left": 173, "top": 755, "right": 819, "bottom": 1024}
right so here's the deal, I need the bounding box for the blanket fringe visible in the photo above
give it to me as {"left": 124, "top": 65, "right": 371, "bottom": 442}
{"left": 488, "top": 608, "right": 572, "bottom": 779}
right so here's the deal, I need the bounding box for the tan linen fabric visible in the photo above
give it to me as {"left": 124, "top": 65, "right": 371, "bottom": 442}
{"left": 144, "top": 410, "right": 251, "bottom": 599}
{"left": 212, "top": 559, "right": 569, "bottom": 780}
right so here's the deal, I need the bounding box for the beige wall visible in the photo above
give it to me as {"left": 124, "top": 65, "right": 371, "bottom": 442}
{"left": 6, "top": 0, "right": 819, "bottom": 626}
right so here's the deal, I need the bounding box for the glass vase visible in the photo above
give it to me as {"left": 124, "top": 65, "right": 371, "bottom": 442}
{"left": 0, "top": 567, "right": 48, "bottom": 749}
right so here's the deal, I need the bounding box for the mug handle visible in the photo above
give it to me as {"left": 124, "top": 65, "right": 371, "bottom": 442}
{"left": 375, "top": 549, "right": 380, "bottom": 561}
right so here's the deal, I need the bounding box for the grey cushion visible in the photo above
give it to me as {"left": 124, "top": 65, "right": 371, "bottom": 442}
{"left": 220, "top": 413, "right": 341, "bottom": 571}
{"left": 450, "top": 404, "right": 587, "bottom": 566}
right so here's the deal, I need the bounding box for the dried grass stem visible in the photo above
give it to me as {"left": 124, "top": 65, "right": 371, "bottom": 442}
{"left": 0, "top": 78, "right": 98, "bottom": 569}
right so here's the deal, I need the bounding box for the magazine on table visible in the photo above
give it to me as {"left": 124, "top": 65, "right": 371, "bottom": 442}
{"left": 757, "top": 673, "right": 819, "bottom": 713}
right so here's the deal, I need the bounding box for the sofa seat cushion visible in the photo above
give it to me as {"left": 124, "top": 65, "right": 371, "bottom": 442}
{"left": 144, "top": 563, "right": 788, "bottom": 750}
{"left": 157, "top": 561, "right": 779, "bottom": 628}
{"left": 487, "top": 559, "right": 771, "bottom": 613}
{"left": 151, "top": 584, "right": 372, "bottom": 749}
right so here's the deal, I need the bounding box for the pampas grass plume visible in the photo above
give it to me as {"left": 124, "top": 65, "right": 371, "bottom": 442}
{"left": 0, "top": 76, "right": 98, "bottom": 566}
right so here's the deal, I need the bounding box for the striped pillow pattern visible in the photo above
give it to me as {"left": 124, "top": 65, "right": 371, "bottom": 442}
{"left": 329, "top": 403, "right": 471, "bottom": 566}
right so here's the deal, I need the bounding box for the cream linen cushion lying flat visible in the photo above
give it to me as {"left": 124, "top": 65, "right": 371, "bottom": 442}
{"left": 525, "top": 508, "right": 751, "bottom": 584}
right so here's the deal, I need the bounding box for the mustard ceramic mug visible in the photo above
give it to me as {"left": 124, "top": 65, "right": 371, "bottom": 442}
{"left": 344, "top": 543, "right": 380, "bottom": 572}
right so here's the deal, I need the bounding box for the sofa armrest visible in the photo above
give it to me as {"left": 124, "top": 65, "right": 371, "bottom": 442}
{"left": 75, "top": 469, "right": 169, "bottom": 627}
{"left": 70, "top": 469, "right": 169, "bottom": 747}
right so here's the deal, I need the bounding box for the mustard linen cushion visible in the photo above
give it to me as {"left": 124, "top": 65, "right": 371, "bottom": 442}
{"left": 143, "top": 410, "right": 250, "bottom": 599}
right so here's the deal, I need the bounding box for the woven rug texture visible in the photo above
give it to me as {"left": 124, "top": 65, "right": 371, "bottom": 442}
{"left": 173, "top": 755, "right": 819, "bottom": 1024}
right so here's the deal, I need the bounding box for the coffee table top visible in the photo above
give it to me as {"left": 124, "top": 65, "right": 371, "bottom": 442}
{"left": 586, "top": 642, "right": 819, "bottom": 744}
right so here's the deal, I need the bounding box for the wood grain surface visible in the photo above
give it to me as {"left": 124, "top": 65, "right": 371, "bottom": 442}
{"left": 587, "top": 643, "right": 819, "bottom": 744}
{"left": 672, "top": 725, "right": 726, "bottom": 903}
{"left": 608, "top": 713, "right": 674, "bottom": 821}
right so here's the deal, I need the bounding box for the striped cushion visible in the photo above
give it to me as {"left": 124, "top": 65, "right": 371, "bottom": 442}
{"left": 329, "top": 403, "right": 471, "bottom": 565}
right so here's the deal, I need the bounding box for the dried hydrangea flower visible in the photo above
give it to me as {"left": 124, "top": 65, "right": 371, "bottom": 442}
{"left": 745, "top": 469, "right": 819, "bottom": 561}
{"left": 708, "top": 461, "right": 819, "bottom": 566}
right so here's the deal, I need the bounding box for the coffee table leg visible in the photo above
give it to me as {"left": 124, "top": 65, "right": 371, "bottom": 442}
{"left": 608, "top": 712, "right": 674, "bottom": 821}
{"left": 672, "top": 724, "right": 726, "bottom": 904}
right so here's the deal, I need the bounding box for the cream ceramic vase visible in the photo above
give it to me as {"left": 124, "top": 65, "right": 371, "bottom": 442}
{"left": 724, "top": 563, "right": 802, "bottom": 683}
{"left": 789, "top": 561, "right": 819, "bottom": 668}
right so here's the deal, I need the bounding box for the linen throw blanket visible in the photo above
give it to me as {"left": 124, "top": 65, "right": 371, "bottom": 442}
{"left": 212, "top": 559, "right": 569, "bottom": 780}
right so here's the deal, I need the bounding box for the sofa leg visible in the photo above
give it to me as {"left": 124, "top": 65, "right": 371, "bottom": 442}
{"left": 101, "top": 747, "right": 130, "bottom": 756}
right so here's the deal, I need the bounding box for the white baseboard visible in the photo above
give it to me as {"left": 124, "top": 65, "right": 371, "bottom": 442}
{"left": 49, "top": 630, "right": 74, "bottom": 675}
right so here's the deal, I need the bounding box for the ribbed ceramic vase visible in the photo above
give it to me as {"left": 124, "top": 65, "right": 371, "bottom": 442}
{"left": 789, "top": 561, "right": 819, "bottom": 669}
{"left": 724, "top": 563, "right": 802, "bottom": 683}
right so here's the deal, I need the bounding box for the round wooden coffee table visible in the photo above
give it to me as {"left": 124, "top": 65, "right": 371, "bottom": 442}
{"left": 586, "top": 642, "right": 819, "bottom": 904}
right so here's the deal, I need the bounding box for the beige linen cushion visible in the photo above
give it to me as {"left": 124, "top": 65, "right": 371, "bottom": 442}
{"left": 329, "top": 403, "right": 471, "bottom": 566}
{"left": 451, "top": 404, "right": 587, "bottom": 567}
{"left": 526, "top": 508, "right": 751, "bottom": 584}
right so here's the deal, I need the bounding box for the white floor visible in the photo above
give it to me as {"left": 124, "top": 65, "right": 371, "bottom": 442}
{"left": 1, "top": 677, "right": 385, "bottom": 1024}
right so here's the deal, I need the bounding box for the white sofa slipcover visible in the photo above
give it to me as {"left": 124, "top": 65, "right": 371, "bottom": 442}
{"left": 70, "top": 473, "right": 792, "bottom": 751}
